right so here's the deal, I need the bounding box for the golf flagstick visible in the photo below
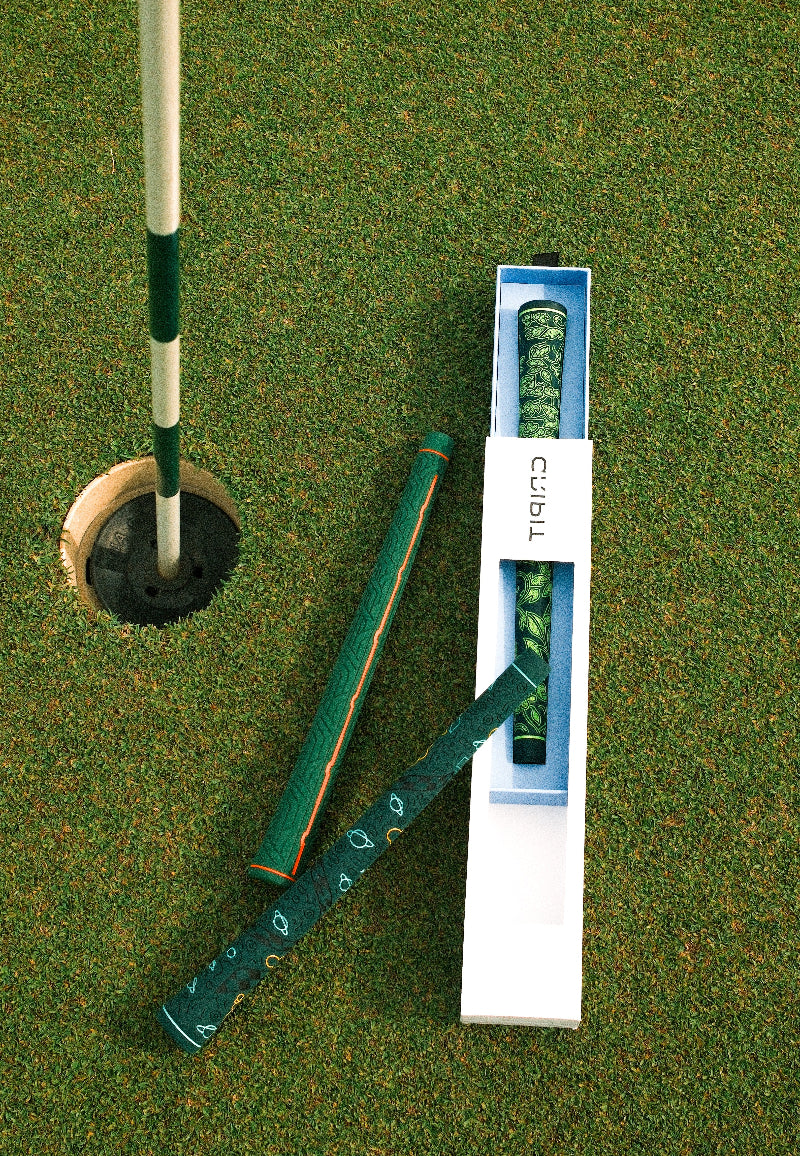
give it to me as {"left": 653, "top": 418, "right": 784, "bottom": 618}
{"left": 157, "top": 648, "right": 549, "bottom": 1054}
{"left": 138, "top": 0, "right": 181, "bottom": 579}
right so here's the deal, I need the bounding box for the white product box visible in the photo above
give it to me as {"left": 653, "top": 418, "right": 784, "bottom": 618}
{"left": 460, "top": 265, "right": 592, "bottom": 1027}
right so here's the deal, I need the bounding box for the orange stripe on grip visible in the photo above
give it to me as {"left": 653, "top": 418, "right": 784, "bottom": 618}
{"left": 289, "top": 471, "right": 442, "bottom": 878}
{"left": 248, "top": 863, "right": 296, "bottom": 882}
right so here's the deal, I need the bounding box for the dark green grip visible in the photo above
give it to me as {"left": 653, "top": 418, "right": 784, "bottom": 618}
{"left": 249, "top": 432, "right": 453, "bottom": 886}
{"left": 156, "top": 648, "right": 549, "bottom": 1054}
{"left": 513, "top": 302, "right": 567, "bottom": 765}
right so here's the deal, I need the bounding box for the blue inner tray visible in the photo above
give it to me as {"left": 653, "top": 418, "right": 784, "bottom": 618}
{"left": 489, "top": 267, "right": 589, "bottom": 806}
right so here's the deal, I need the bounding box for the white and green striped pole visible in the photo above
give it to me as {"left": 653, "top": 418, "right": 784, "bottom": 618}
{"left": 138, "top": 0, "right": 181, "bottom": 580}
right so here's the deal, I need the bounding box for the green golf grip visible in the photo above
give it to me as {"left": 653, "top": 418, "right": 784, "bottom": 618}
{"left": 513, "top": 301, "right": 567, "bottom": 765}
{"left": 249, "top": 431, "right": 453, "bottom": 886}
{"left": 157, "top": 648, "right": 549, "bottom": 1054}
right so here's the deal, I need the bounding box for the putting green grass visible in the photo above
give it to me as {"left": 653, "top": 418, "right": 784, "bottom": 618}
{"left": 1, "top": 0, "right": 798, "bottom": 1152}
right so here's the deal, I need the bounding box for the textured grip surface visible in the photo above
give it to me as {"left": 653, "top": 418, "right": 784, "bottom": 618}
{"left": 513, "top": 302, "right": 567, "bottom": 765}
{"left": 248, "top": 432, "right": 453, "bottom": 886}
{"left": 157, "top": 649, "right": 549, "bottom": 1054}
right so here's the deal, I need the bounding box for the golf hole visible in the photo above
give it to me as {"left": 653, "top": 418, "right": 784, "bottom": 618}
{"left": 60, "top": 457, "right": 241, "bottom": 627}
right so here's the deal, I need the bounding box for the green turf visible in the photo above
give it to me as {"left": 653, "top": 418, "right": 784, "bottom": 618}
{"left": 1, "top": 0, "right": 799, "bottom": 1151}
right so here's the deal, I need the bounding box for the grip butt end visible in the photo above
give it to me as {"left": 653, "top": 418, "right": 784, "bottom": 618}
{"left": 156, "top": 1004, "right": 204, "bottom": 1055}
{"left": 246, "top": 860, "right": 296, "bottom": 885}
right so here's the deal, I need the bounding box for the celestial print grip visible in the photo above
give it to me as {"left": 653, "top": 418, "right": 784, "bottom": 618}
{"left": 156, "top": 649, "right": 549, "bottom": 1054}
{"left": 513, "top": 301, "right": 567, "bottom": 765}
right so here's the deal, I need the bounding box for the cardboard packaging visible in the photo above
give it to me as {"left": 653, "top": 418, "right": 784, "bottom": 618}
{"left": 460, "top": 265, "right": 592, "bottom": 1027}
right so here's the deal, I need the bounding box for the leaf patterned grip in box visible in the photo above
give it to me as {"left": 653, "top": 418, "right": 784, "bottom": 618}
{"left": 514, "top": 300, "right": 567, "bottom": 765}
{"left": 156, "top": 649, "right": 549, "bottom": 1054}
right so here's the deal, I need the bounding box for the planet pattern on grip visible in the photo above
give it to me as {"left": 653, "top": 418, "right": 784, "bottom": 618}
{"left": 248, "top": 431, "right": 453, "bottom": 887}
{"left": 157, "top": 649, "right": 549, "bottom": 1054}
{"left": 513, "top": 301, "right": 567, "bottom": 766}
